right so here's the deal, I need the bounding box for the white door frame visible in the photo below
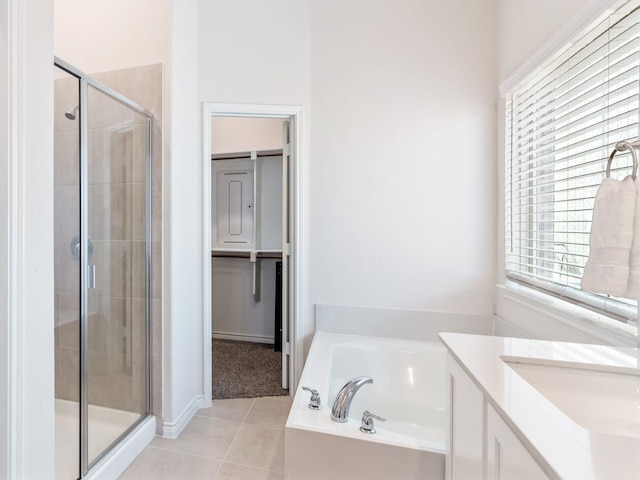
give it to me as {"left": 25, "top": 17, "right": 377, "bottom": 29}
{"left": 201, "top": 103, "right": 304, "bottom": 404}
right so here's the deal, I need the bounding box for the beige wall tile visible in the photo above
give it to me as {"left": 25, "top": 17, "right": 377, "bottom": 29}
{"left": 87, "top": 86, "right": 147, "bottom": 131}
{"left": 131, "top": 298, "right": 146, "bottom": 356}
{"left": 54, "top": 185, "right": 79, "bottom": 241}
{"left": 132, "top": 182, "right": 147, "bottom": 242}
{"left": 55, "top": 346, "right": 79, "bottom": 402}
{"left": 151, "top": 299, "right": 162, "bottom": 358}
{"left": 55, "top": 308, "right": 79, "bottom": 347}
{"left": 106, "top": 126, "right": 135, "bottom": 182}
{"left": 55, "top": 293, "right": 80, "bottom": 332}
{"left": 152, "top": 356, "right": 163, "bottom": 419}
{"left": 88, "top": 182, "right": 133, "bottom": 241}
{"left": 151, "top": 241, "right": 161, "bottom": 299}
{"left": 93, "top": 64, "right": 163, "bottom": 121}
{"left": 54, "top": 130, "right": 79, "bottom": 186}
{"left": 87, "top": 296, "right": 130, "bottom": 354}
{"left": 54, "top": 75, "right": 80, "bottom": 134}
{"left": 88, "top": 350, "right": 147, "bottom": 413}
{"left": 132, "top": 241, "right": 147, "bottom": 300}
{"left": 90, "top": 240, "right": 125, "bottom": 298}
{"left": 131, "top": 123, "right": 151, "bottom": 184}
{"left": 55, "top": 239, "right": 80, "bottom": 293}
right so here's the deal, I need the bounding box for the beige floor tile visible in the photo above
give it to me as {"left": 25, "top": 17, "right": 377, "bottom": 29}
{"left": 265, "top": 395, "right": 292, "bottom": 403}
{"left": 244, "top": 397, "right": 292, "bottom": 430}
{"left": 196, "top": 398, "right": 255, "bottom": 422}
{"left": 214, "top": 462, "right": 284, "bottom": 480}
{"left": 224, "top": 424, "right": 285, "bottom": 473}
{"left": 151, "top": 416, "right": 241, "bottom": 460}
{"left": 118, "top": 446, "right": 220, "bottom": 480}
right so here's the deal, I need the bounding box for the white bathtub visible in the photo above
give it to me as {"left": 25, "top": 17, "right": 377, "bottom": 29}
{"left": 285, "top": 332, "right": 447, "bottom": 479}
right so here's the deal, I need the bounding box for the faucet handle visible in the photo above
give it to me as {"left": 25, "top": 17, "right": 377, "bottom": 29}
{"left": 360, "top": 410, "right": 386, "bottom": 434}
{"left": 301, "top": 386, "right": 322, "bottom": 410}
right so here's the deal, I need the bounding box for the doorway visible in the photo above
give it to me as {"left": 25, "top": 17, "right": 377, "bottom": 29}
{"left": 202, "top": 104, "right": 302, "bottom": 403}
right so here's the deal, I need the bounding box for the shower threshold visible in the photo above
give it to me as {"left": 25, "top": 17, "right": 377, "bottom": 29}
{"left": 55, "top": 399, "right": 141, "bottom": 480}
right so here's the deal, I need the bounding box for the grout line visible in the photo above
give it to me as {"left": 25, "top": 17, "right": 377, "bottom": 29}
{"left": 241, "top": 422, "right": 286, "bottom": 432}
{"left": 219, "top": 398, "right": 256, "bottom": 464}
{"left": 130, "top": 396, "right": 289, "bottom": 478}
{"left": 190, "top": 415, "right": 244, "bottom": 429}
{"left": 144, "top": 445, "right": 225, "bottom": 463}
{"left": 211, "top": 458, "right": 224, "bottom": 480}
{"left": 220, "top": 459, "right": 284, "bottom": 476}
{"left": 241, "top": 398, "right": 257, "bottom": 423}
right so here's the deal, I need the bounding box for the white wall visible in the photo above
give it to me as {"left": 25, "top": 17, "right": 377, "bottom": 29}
{"left": 198, "top": 0, "right": 311, "bottom": 105}
{"left": 54, "top": 0, "right": 171, "bottom": 73}
{"left": 308, "top": 0, "right": 498, "bottom": 348}
{"left": 211, "top": 117, "right": 284, "bottom": 154}
{"left": 167, "top": 0, "right": 203, "bottom": 425}
{"left": 1, "top": 0, "right": 55, "bottom": 476}
{"left": 0, "top": 1, "right": 9, "bottom": 473}
{"left": 198, "top": 0, "right": 498, "bottom": 355}
{"left": 498, "top": 0, "right": 588, "bottom": 81}
{"left": 495, "top": 0, "right": 636, "bottom": 346}
{"left": 212, "top": 259, "right": 279, "bottom": 342}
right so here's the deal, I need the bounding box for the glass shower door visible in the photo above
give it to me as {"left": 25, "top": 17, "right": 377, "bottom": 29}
{"left": 54, "top": 65, "right": 81, "bottom": 480}
{"left": 84, "top": 84, "right": 150, "bottom": 468}
{"left": 55, "top": 57, "right": 152, "bottom": 479}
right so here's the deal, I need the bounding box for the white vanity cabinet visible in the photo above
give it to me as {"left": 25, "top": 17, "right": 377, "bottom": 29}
{"left": 446, "top": 353, "right": 550, "bottom": 480}
{"left": 442, "top": 332, "right": 640, "bottom": 480}
{"left": 486, "top": 404, "right": 548, "bottom": 480}
{"left": 447, "top": 354, "right": 484, "bottom": 480}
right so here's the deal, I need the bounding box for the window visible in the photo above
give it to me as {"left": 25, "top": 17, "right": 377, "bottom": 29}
{"left": 505, "top": 0, "right": 639, "bottom": 324}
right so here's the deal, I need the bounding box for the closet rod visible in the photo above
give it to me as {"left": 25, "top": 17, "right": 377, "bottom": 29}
{"left": 211, "top": 149, "right": 283, "bottom": 161}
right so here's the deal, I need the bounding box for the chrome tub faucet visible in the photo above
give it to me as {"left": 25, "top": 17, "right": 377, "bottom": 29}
{"left": 330, "top": 376, "right": 373, "bottom": 423}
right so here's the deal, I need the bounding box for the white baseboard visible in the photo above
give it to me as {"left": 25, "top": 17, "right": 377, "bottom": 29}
{"left": 212, "top": 331, "right": 275, "bottom": 344}
{"left": 85, "top": 415, "right": 156, "bottom": 480}
{"left": 162, "top": 395, "right": 204, "bottom": 439}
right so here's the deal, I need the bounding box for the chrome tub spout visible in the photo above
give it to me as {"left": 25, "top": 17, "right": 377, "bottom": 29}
{"left": 330, "top": 376, "right": 373, "bottom": 423}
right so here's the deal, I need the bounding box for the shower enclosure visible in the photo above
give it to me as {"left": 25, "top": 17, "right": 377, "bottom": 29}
{"left": 53, "top": 58, "right": 152, "bottom": 480}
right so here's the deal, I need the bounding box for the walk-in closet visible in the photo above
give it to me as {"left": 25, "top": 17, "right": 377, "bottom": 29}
{"left": 210, "top": 116, "right": 289, "bottom": 399}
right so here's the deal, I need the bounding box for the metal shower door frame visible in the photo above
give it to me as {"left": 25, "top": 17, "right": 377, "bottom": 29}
{"left": 54, "top": 57, "right": 153, "bottom": 478}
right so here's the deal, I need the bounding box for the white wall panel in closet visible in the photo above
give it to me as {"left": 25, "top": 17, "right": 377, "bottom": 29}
{"left": 212, "top": 159, "right": 254, "bottom": 249}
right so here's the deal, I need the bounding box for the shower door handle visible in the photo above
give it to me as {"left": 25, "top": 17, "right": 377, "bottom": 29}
{"left": 87, "top": 264, "right": 96, "bottom": 289}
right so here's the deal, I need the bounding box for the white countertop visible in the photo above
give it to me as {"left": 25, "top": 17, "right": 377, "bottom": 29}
{"left": 439, "top": 333, "right": 640, "bottom": 480}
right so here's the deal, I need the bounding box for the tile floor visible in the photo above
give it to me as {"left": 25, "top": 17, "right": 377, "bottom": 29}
{"left": 118, "top": 396, "right": 291, "bottom": 480}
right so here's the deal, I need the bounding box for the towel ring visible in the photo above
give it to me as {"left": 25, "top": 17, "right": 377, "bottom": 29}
{"left": 607, "top": 141, "right": 638, "bottom": 180}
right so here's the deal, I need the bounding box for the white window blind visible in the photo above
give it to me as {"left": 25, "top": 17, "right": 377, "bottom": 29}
{"left": 505, "top": 1, "right": 639, "bottom": 324}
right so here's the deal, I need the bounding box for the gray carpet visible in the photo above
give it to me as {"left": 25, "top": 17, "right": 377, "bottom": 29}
{"left": 212, "top": 338, "right": 288, "bottom": 400}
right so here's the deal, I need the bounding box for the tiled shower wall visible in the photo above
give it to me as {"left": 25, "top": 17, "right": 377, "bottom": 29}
{"left": 54, "top": 64, "right": 163, "bottom": 418}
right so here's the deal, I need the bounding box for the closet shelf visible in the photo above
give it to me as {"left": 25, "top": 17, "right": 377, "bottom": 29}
{"left": 211, "top": 149, "right": 283, "bottom": 161}
{"left": 211, "top": 249, "right": 283, "bottom": 259}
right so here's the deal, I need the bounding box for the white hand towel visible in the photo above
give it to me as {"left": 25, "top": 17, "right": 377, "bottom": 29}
{"left": 581, "top": 175, "right": 636, "bottom": 297}
{"left": 625, "top": 177, "right": 640, "bottom": 300}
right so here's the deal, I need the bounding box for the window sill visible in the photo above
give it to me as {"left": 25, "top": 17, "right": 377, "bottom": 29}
{"left": 497, "top": 280, "right": 638, "bottom": 348}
